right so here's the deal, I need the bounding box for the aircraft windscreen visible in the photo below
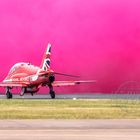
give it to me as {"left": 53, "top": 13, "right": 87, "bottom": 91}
{"left": 8, "top": 63, "right": 27, "bottom": 75}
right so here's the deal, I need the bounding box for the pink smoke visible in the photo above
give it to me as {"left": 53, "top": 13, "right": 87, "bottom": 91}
{"left": 0, "top": 0, "right": 140, "bottom": 93}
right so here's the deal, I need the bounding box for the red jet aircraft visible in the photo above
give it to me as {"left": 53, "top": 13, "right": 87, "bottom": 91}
{"left": 0, "top": 43, "right": 95, "bottom": 99}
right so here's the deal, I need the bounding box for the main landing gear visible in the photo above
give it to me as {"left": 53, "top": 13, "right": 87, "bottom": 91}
{"left": 5, "top": 86, "right": 56, "bottom": 99}
{"left": 20, "top": 87, "right": 38, "bottom": 96}
{"left": 49, "top": 85, "right": 55, "bottom": 99}
{"left": 6, "top": 87, "right": 13, "bottom": 99}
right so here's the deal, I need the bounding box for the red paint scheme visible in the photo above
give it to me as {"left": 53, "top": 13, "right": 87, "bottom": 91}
{"left": 4, "top": 63, "right": 52, "bottom": 86}
{"left": 0, "top": 44, "right": 95, "bottom": 98}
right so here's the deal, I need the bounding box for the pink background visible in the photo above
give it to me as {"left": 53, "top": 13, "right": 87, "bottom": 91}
{"left": 0, "top": 0, "right": 140, "bottom": 93}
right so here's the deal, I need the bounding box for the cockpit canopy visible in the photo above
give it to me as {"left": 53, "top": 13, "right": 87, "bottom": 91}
{"left": 8, "top": 62, "right": 40, "bottom": 76}
{"left": 9, "top": 62, "right": 31, "bottom": 75}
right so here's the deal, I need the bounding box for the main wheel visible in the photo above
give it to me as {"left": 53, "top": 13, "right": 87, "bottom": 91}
{"left": 6, "top": 92, "right": 13, "bottom": 99}
{"left": 50, "top": 91, "right": 55, "bottom": 99}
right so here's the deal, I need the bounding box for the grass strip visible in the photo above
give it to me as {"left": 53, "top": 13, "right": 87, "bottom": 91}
{"left": 0, "top": 99, "right": 139, "bottom": 119}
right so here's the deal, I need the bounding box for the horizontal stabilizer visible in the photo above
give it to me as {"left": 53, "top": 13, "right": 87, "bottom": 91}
{"left": 54, "top": 72, "right": 80, "bottom": 78}
{"left": 52, "top": 80, "right": 96, "bottom": 87}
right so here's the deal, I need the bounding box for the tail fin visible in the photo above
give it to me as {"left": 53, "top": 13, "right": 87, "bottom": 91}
{"left": 41, "top": 43, "right": 51, "bottom": 70}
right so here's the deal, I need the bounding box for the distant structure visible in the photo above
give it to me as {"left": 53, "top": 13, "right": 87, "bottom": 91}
{"left": 115, "top": 81, "right": 140, "bottom": 94}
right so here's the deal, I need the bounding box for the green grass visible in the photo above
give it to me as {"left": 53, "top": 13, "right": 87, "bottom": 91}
{"left": 0, "top": 99, "right": 140, "bottom": 119}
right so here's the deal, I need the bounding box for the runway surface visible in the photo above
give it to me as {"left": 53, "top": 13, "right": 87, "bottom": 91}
{"left": 0, "top": 94, "right": 140, "bottom": 139}
{"left": 0, "top": 93, "right": 140, "bottom": 99}
{"left": 0, "top": 120, "right": 140, "bottom": 140}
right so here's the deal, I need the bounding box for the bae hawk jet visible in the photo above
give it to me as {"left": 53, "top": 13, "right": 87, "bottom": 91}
{"left": 0, "top": 43, "right": 95, "bottom": 99}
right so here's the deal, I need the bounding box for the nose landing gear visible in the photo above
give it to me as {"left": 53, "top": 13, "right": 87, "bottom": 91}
{"left": 6, "top": 87, "right": 13, "bottom": 99}
{"left": 20, "top": 87, "right": 26, "bottom": 96}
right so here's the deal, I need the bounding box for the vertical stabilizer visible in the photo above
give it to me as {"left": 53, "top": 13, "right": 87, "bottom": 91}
{"left": 41, "top": 43, "right": 51, "bottom": 70}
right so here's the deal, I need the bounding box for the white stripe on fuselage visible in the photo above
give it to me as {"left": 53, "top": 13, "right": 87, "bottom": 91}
{"left": 3, "top": 79, "right": 13, "bottom": 82}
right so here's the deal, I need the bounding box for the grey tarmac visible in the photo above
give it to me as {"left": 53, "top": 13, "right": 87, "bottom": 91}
{"left": 1, "top": 93, "right": 140, "bottom": 100}
{"left": 0, "top": 94, "right": 140, "bottom": 140}
{"left": 0, "top": 120, "right": 139, "bottom": 140}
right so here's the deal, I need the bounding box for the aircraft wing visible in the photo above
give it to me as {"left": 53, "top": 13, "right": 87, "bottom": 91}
{"left": 0, "top": 83, "right": 28, "bottom": 87}
{"left": 52, "top": 80, "right": 96, "bottom": 87}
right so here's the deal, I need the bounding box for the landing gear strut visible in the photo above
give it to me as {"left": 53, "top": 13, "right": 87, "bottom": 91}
{"left": 49, "top": 85, "right": 55, "bottom": 99}
{"left": 20, "top": 87, "right": 26, "bottom": 96}
{"left": 6, "top": 87, "right": 13, "bottom": 99}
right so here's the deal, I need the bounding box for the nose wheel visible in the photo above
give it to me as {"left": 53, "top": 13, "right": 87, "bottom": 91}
{"left": 49, "top": 85, "right": 55, "bottom": 99}
{"left": 6, "top": 87, "right": 13, "bottom": 99}
{"left": 6, "top": 92, "right": 13, "bottom": 99}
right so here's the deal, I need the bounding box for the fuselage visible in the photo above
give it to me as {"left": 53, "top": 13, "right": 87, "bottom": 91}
{"left": 3, "top": 62, "right": 55, "bottom": 88}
